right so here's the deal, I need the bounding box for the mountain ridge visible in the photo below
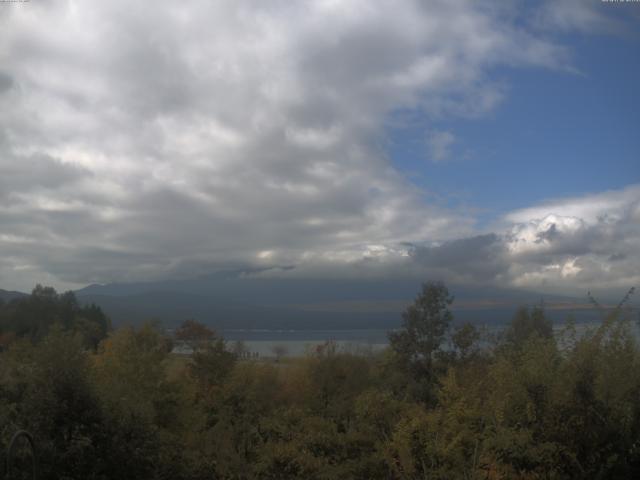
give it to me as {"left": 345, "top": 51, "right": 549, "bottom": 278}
{"left": 72, "top": 273, "right": 604, "bottom": 329}
{"left": 3, "top": 276, "right": 628, "bottom": 330}
{"left": 0, "top": 288, "right": 28, "bottom": 302}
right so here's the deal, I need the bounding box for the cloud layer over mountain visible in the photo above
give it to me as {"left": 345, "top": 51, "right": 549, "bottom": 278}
{"left": 0, "top": 0, "right": 637, "bottom": 295}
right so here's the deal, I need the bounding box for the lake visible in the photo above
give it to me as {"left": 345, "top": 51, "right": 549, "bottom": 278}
{"left": 218, "top": 314, "right": 640, "bottom": 358}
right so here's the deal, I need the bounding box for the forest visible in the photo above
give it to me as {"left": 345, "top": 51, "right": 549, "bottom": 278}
{"left": 0, "top": 282, "right": 638, "bottom": 479}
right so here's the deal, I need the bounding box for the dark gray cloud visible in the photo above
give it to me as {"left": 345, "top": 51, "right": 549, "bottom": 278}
{"left": 0, "top": 153, "right": 89, "bottom": 200}
{"left": 0, "top": 72, "right": 13, "bottom": 94}
{"left": 409, "top": 234, "right": 507, "bottom": 283}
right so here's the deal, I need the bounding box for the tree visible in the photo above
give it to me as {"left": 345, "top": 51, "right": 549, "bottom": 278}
{"left": 92, "top": 323, "right": 186, "bottom": 478}
{"left": 231, "top": 339, "right": 249, "bottom": 359}
{"left": 94, "top": 323, "right": 173, "bottom": 411}
{"left": 271, "top": 344, "right": 288, "bottom": 362}
{"left": 0, "top": 285, "right": 110, "bottom": 350}
{"left": 199, "top": 363, "right": 282, "bottom": 478}
{"left": 388, "top": 281, "right": 454, "bottom": 402}
{"left": 5, "top": 327, "right": 106, "bottom": 479}
{"left": 505, "top": 305, "right": 552, "bottom": 347}
{"left": 189, "top": 338, "right": 237, "bottom": 391}
{"left": 452, "top": 322, "right": 481, "bottom": 361}
{"left": 174, "top": 319, "right": 215, "bottom": 352}
{"left": 389, "top": 282, "right": 453, "bottom": 365}
{"left": 75, "top": 302, "right": 111, "bottom": 350}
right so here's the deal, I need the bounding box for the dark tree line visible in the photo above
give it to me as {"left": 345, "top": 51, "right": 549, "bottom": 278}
{"left": 0, "top": 285, "right": 110, "bottom": 350}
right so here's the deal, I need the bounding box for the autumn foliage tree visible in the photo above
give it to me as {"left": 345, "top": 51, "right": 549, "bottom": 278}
{"left": 174, "top": 318, "right": 215, "bottom": 352}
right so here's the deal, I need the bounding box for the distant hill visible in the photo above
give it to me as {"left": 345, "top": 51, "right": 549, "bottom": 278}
{"left": 74, "top": 272, "right": 607, "bottom": 330}
{"left": 0, "top": 288, "right": 28, "bottom": 303}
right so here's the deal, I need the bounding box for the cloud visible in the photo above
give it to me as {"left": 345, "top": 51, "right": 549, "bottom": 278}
{"left": 0, "top": 71, "right": 13, "bottom": 94}
{"left": 504, "top": 184, "right": 640, "bottom": 225}
{"left": 259, "top": 183, "right": 640, "bottom": 297}
{"left": 0, "top": 153, "right": 89, "bottom": 201}
{"left": 426, "top": 130, "right": 456, "bottom": 163}
{"left": 501, "top": 185, "right": 640, "bottom": 293}
{"left": 409, "top": 234, "right": 508, "bottom": 284}
{"left": 533, "top": 0, "right": 624, "bottom": 34}
{"left": 405, "top": 185, "right": 640, "bottom": 295}
{"left": 0, "top": 0, "right": 631, "bottom": 293}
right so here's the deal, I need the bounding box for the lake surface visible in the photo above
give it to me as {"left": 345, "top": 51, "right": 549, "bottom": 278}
{"left": 221, "top": 328, "right": 390, "bottom": 356}
{"left": 218, "top": 313, "right": 640, "bottom": 358}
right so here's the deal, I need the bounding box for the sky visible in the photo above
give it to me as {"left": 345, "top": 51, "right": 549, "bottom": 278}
{"left": 0, "top": 0, "right": 638, "bottom": 297}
